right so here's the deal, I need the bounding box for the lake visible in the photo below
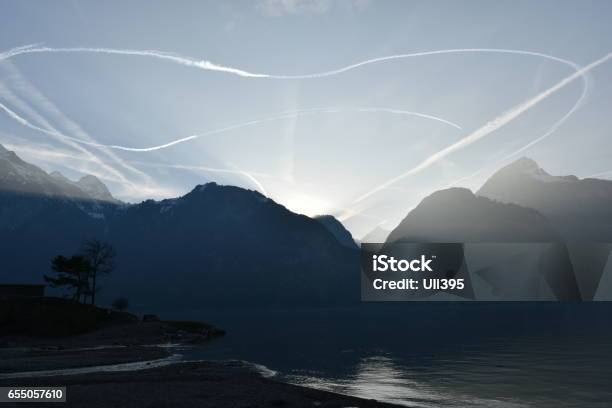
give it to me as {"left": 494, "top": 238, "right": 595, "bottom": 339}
{"left": 176, "top": 303, "right": 612, "bottom": 407}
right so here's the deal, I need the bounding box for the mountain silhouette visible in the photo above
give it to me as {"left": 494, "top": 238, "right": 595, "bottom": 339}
{"left": 3, "top": 146, "right": 609, "bottom": 304}
{"left": 0, "top": 145, "right": 359, "bottom": 309}
{"left": 383, "top": 188, "right": 581, "bottom": 300}
{"left": 477, "top": 157, "right": 612, "bottom": 241}
{"left": 315, "top": 215, "right": 358, "bottom": 249}
{"left": 387, "top": 187, "right": 562, "bottom": 243}
{"left": 0, "top": 144, "right": 119, "bottom": 204}
{"left": 103, "top": 183, "right": 359, "bottom": 308}
{"left": 76, "top": 175, "right": 120, "bottom": 203}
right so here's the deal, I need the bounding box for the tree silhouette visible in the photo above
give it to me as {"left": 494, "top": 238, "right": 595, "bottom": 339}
{"left": 44, "top": 255, "right": 90, "bottom": 303}
{"left": 83, "top": 239, "right": 116, "bottom": 305}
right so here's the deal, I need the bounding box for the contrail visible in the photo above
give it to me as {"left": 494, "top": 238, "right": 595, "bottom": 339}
{"left": 0, "top": 100, "right": 270, "bottom": 195}
{"left": 0, "top": 43, "right": 594, "bottom": 210}
{"left": 0, "top": 94, "right": 134, "bottom": 185}
{"left": 0, "top": 45, "right": 589, "bottom": 81}
{"left": 233, "top": 168, "right": 269, "bottom": 196}
{"left": 0, "top": 45, "right": 586, "bottom": 155}
{"left": 352, "top": 52, "right": 612, "bottom": 204}
{"left": 0, "top": 45, "right": 268, "bottom": 78}
{"left": 0, "top": 101, "right": 111, "bottom": 148}
{"left": 0, "top": 60, "right": 152, "bottom": 183}
{"left": 0, "top": 104, "right": 461, "bottom": 152}
{"left": 130, "top": 161, "right": 281, "bottom": 180}
{"left": 97, "top": 107, "right": 461, "bottom": 152}
{"left": 132, "top": 161, "right": 276, "bottom": 196}
{"left": 289, "top": 106, "right": 462, "bottom": 129}
{"left": 441, "top": 60, "right": 590, "bottom": 191}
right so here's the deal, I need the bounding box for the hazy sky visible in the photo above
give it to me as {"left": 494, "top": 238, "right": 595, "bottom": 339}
{"left": 1, "top": 0, "right": 611, "bottom": 237}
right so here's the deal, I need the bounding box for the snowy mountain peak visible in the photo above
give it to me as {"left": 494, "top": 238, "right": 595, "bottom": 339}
{"left": 76, "top": 175, "right": 116, "bottom": 202}
{"left": 0, "top": 144, "right": 119, "bottom": 204}
{"left": 484, "top": 157, "right": 570, "bottom": 186}
{"left": 0, "top": 146, "right": 27, "bottom": 166}
{"left": 500, "top": 157, "right": 553, "bottom": 178}
{"left": 507, "top": 157, "right": 539, "bottom": 171}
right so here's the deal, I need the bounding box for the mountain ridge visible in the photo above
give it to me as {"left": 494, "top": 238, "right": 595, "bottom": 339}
{"left": 315, "top": 215, "right": 358, "bottom": 249}
{"left": 3, "top": 148, "right": 612, "bottom": 306}
{"left": 0, "top": 144, "right": 120, "bottom": 204}
{"left": 0, "top": 146, "right": 359, "bottom": 309}
{"left": 386, "top": 187, "right": 562, "bottom": 243}
{"left": 477, "top": 157, "right": 612, "bottom": 241}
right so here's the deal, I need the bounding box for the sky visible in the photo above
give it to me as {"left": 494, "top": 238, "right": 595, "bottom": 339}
{"left": 1, "top": 0, "right": 612, "bottom": 238}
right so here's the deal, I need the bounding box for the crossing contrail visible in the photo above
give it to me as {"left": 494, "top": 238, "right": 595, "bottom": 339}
{"left": 0, "top": 101, "right": 109, "bottom": 148}
{"left": 352, "top": 51, "right": 612, "bottom": 204}
{"left": 439, "top": 55, "right": 591, "bottom": 191}
{"left": 0, "top": 45, "right": 587, "bottom": 154}
{"left": 0, "top": 43, "right": 596, "bottom": 210}
{"left": 0, "top": 45, "right": 586, "bottom": 153}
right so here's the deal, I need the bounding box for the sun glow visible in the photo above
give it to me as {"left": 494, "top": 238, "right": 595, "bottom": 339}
{"left": 280, "top": 192, "right": 333, "bottom": 217}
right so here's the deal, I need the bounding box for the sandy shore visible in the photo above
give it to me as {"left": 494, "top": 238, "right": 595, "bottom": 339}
{"left": 0, "top": 360, "right": 399, "bottom": 407}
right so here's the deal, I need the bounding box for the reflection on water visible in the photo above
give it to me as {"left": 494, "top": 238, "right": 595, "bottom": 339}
{"left": 177, "top": 304, "right": 612, "bottom": 408}
{"left": 292, "top": 356, "right": 452, "bottom": 408}
{"left": 292, "top": 355, "right": 532, "bottom": 407}
{"left": 288, "top": 334, "right": 612, "bottom": 408}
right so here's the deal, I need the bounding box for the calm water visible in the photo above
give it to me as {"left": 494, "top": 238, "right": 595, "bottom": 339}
{"left": 175, "top": 304, "right": 612, "bottom": 407}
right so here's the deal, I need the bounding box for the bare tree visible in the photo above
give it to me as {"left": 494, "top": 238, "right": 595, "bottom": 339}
{"left": 82, "top": 239, "right": 116, "bottom": 305}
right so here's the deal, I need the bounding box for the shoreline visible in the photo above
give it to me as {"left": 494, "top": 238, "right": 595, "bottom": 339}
{"left": 0, "top": 360, "right": 401, "bottom": 407}
{"left": 0, "top": 344, "right": 174, "bottom": 375}
{"left": 0, "top": 348, "right": 182, "bottom": 379}
{"left": 0, "top": 319, "right": 213, "bottom": 376}
{"left": 0, "top": 319, "right": 402, "bottom": 407}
